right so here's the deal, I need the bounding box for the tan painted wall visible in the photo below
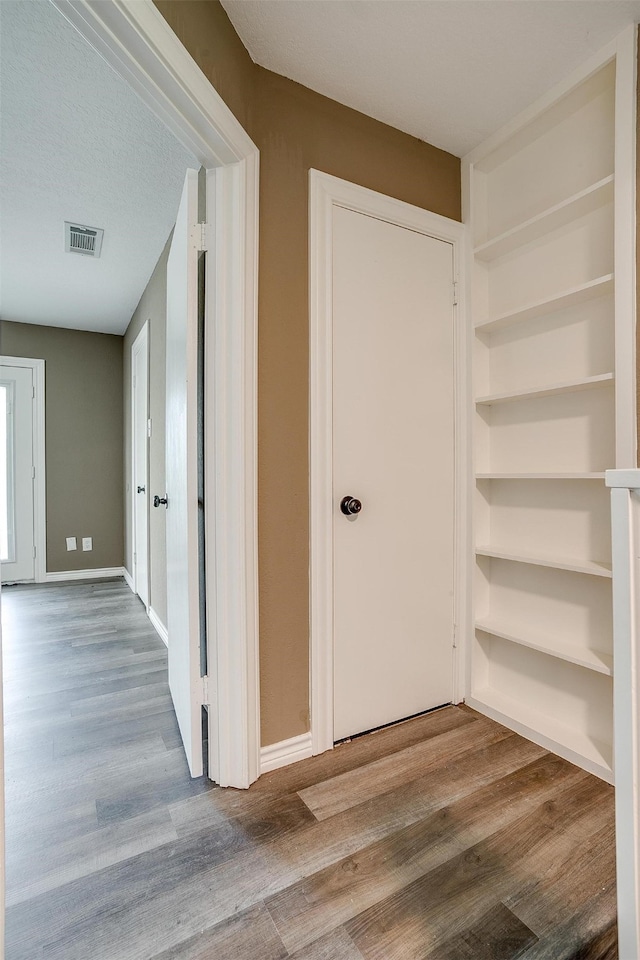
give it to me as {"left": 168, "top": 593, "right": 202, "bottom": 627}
{"left": 0, "top": 321, "right": 123, "bottom": 572}
{"left": 155, "top": 0, "right": 462, "bottom": 745}
{"left": 123, "top": 236, "right": 171, "bottom": 627}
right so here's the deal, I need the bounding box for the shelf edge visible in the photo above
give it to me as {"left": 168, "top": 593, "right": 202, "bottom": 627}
{"left": 465, "top": 694, "right": 613, "bottom": 784}
{"left": 474, "top": 620, "right": 613, "bottom": 675}
{"left": 474, "top": 274, "right": 614, "bottom": 333}
{"left": 473, "top": 175, "right": 614, "bottom": 262}
{"left": 475, "top": 372, "right": 614, "bottom": 406}
{"left": 475, "top": 546, "right": 612, "bottom": 578}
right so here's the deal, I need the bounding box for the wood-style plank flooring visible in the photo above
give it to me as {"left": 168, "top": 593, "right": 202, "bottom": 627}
{"left": 2, "top": 579, "right": 617, "bottom": 959}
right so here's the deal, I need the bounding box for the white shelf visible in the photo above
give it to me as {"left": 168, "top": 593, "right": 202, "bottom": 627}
{"left": 475, "top": 546, "right": 612, "bottom": 578}
{"left": 474, "top": 274, "right": 614, "bottom": 334}
{"left": 476, "top": 373, "right": 613, "bottom": 407}
{"left": 466, "top": 689, "right": 613, "bottom": 783}
{"left": 476, "top": 473, "right": 606, "bottom": 480}
{"left": 475, "top": 619, "right": 613, "bottom": 675}
{"left": 473, "top": 176, "right": 614, "bottom": 262}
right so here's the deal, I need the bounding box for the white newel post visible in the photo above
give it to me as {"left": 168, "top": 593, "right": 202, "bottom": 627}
{"left": 606, "top": 469, "right": 640, "bottom": 958}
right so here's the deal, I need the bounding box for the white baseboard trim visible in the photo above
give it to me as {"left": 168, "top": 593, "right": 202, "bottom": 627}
{"left": 148, "top": 607, "right": 168, "bottom": 647}
{"left": 260, "top": 732, "right": 313, "bottom": 774}
{"left": 45, "top": 566, "right": 126, "bottom": 583}
{"left": 122, "top": 567, "right": 135, "bottom": 592}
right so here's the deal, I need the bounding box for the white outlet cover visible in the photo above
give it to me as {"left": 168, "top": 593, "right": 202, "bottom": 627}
{"left": 82, "top": 537, "right": 92, "bottom": 551}
{"left": 66, "top": 537, "right": 77, "bottom": 551}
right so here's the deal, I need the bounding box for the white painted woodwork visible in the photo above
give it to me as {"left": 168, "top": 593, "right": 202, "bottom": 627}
{"left": 332, "top": 205, "right": 455, "bottom": 742}
{"left": 465, "top": 31, "right": 637, "bottom": 791}
{"left": 52, "top": 0, "right": 261, "bottom": 789}
{"left": 309, "top": 170, "right": 466, "bottom": 756}
{"left": 606, "top": 469, "right": 640, "bottom": 959}
{"left": 166, "top": 168, "right": 203, "bottom": 778}
{"left": 131, "top": 323, "right": 149, "bottom": 608}
{"left": 0, "top": 365, "right": 35, "bottom": 583}
{"left": 473, "top": 274, "right": 614, "bottom": 333}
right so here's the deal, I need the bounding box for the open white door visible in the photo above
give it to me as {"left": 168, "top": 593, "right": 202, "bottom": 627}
{"left": 131, "top": 323, "right": 149, "bottom": 608}
{"left": 165, "top": 168, "right": 205, "bottom": 778}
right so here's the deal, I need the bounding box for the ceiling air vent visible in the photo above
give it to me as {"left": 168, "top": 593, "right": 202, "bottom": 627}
{"left": 64, "top": 222, "right": 104, "bottom": 258}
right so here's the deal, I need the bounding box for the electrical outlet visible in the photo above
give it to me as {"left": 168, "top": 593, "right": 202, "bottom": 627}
{"left": 66, "top": 537, "right": 77, "bottom": 551}
{"left": 82, "top": 537, "right": 93, "bottom": 551}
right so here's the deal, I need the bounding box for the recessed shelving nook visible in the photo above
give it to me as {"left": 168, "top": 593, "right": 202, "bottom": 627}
{"left": 463, "top": 32, "right": 637, "bottom": 784}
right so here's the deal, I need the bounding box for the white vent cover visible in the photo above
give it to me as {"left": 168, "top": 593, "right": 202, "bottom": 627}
{"left": 64, "top": 222, "right": 104, "bottom": 258}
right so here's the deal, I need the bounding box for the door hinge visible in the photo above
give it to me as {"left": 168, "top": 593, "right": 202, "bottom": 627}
{"left": 147, "top": 418, "right": 152, "bottom": 438}
{"left": 133, "top": 551, "right": 137, "bottom": 564}
{"left": 452, "top": 281, "right": 459, "bottom": 306}
{"left": 31, "top": 466, "right": 36, "bottom": 480}
{"left": 452, "top": 624, "right": 458, "bottom": 649}
{"left": 33, "top": 545, "right": 36, "bottom": 559}
{"left": 193, "top": 222, "right": 210, "bottom": 252}
{"left": 201, "top": 674, "right": 210, "bottom": 705}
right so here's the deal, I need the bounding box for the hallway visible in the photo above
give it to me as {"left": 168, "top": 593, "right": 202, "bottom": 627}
{"left": 2, "top": 580, "right": 617, "bottom": 959}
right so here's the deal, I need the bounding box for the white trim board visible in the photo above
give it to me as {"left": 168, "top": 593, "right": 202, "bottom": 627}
{"left": 130, "top": 321, "right": 150, "bottom": 608}
{"left": 122, "top": 567, "right": 134, "bottom": 592}
{"left": 51, "top": 0, "right": 260, "bottom": 789}
{"left": 148, "top": 607, "right": 169, "bottom": 647}
{"left": 45, "top": 567, "right": 125, "bottom": 582}
{"left": 606, "top": 470, "right": 640, "bottom": 959}
{"left": 0, "top": 355, "right": 46, "bottom": 584}
{"left": 308, "top": 170, "right": 468, "bottom": 758}
{"left": 260, "top": 732, "right": 313, "bottom": 774}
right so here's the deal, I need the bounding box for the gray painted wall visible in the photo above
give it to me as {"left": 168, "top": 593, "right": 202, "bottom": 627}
{"left": 0, "top": 321, "right": 124, "bottom": 572}
{"left": 123, "top": 234, "right": 171, "bottom": 628}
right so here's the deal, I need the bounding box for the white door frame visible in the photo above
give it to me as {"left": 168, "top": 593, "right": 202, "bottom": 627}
{"left": 130, "top": 321, "right": 149, "bottom": 608}
{"left": 0, "top": 355, "right": 46, "bottom": 583}
{"left": 309, "top": 170, "right": 469, "bottom": 756}
{"left": 52, "top": 0, "right": 260, "bottom": 788}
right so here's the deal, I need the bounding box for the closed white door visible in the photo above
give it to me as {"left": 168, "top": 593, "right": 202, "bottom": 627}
{"left": 165, "top": 169, "right": 204, "bottom": 777}
{"left": 0, "top": 365, "right": 35, "bottom": 583}
{"left": 132, "top": 324, "right": 149, "bottom": 608}
{"left": 333, "top": 206, "right": 455, "bottom": 741}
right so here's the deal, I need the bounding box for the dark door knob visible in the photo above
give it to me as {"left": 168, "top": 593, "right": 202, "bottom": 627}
{"left": 137, "top": 485, "right": 146, "bottom": 494}
{"left": 153, "top": 495, "right": 168, "bottom": 508}
{"left": 340, "top": 496, "right": 362, "bottom": 516}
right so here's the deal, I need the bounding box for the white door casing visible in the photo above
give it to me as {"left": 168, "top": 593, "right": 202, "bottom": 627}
{"left": 51, "top": 0, "right": 260, "bottom": 788}
{"left": 131, "top": 322, "right": 149, "bottom": 608}
{"left": 0, "top": 366, "right": 34, "bottom": 583}
{"left": 166, "top": 168, "right": 203, "bottom": 778}
{"left": 0, "top": 359, "right": 46, "bottom": 584}
{"left": 332, "top": 206, "right": 456, "bottom": 741}
{"left": 310, "top": 171, "right": 469, "bottom": 755}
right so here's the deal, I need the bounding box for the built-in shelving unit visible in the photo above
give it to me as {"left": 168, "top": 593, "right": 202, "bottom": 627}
{"left": 464, "top": 43, "right": 635, "bottom": 785}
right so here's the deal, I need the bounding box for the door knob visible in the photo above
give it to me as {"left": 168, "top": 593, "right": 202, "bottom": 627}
{"left": 340, "top": 496, "right": 362, "bottom": 516}
{"left": 153, "top": 495, "right": 168, "bottom": 508}
{"left": 137, "top": 485, "right": 145, "bottom": 494}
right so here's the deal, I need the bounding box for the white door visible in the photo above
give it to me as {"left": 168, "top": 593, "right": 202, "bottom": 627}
{"left": 131, "top": 323, "right": 149, "bottom": 607}
{"left": 0, "top": 365, "right": 35, "bottom": 583}
{"left": 166, "top": 169, "right": 205, "bottom": 778}
{"left": 332, "top": 206, "right": 455, "bottom": 741}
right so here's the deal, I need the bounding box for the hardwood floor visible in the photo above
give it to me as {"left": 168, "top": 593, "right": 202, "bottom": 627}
{"left": 2, "top": 579, "right": 617, "bottom": 959}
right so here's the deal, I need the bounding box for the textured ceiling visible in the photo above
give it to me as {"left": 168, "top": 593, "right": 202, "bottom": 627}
{"left": 0, "top": 0, "right": 198, "bottom": 335}
{"left": 221, "top": 0, "right": 640, "bottom": 157}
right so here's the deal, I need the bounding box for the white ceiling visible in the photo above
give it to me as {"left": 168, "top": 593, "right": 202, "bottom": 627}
{"left": 221, "top": 0, "right": 640, "bottom": 158}
{"left": 0, "top": 1, "right": 198, "bottom": 335}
